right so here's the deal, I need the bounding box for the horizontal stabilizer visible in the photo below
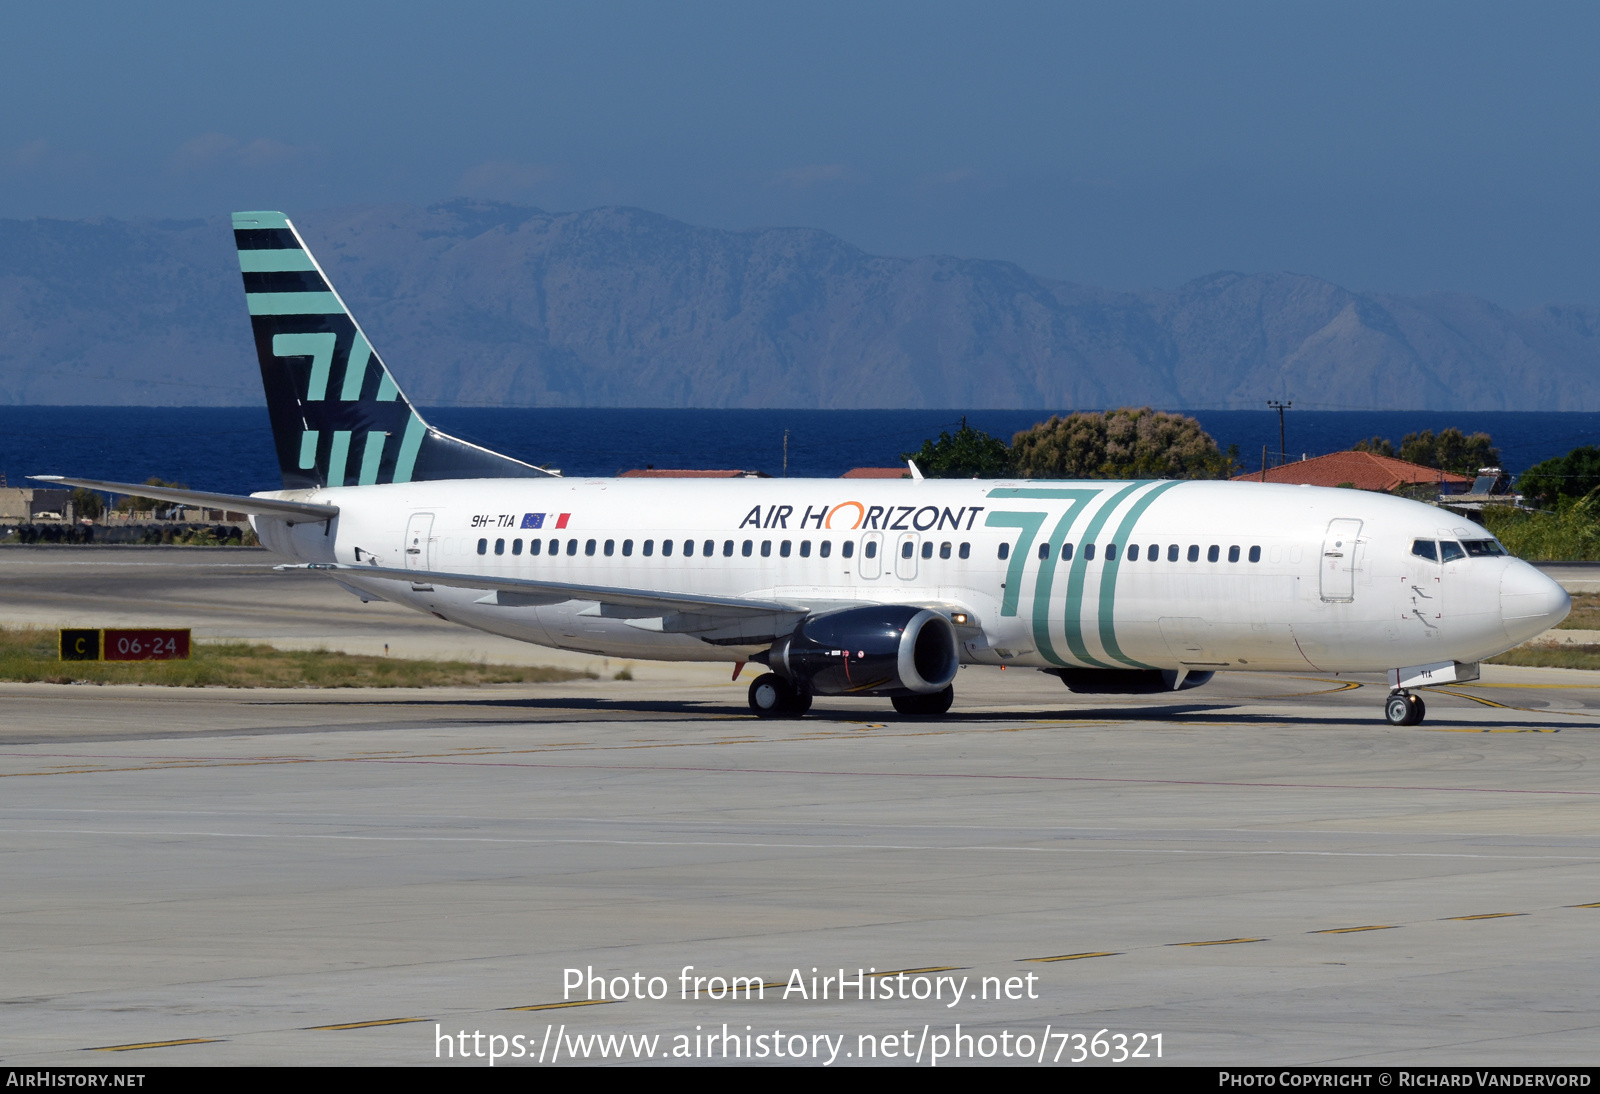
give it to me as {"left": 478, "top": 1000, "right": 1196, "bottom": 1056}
{"left": 30, "top": 476, "right": 339, "bottom": 522}
{"left": 281, "top": 562, "right": 808, "bottom": 618}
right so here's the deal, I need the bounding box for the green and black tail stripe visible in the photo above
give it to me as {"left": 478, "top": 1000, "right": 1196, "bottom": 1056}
{"left": 233, "top": 211, "right": 552, "bottom": 490}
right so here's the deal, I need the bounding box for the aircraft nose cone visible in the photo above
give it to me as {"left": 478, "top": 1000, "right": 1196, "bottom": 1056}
{"left": 1500, "top": 561, "right": 1571, "bottom": 645}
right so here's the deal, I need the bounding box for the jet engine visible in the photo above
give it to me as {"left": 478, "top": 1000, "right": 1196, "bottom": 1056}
{"left": 768, "top": 605, "right": 959, "bottom": 697}
{"left": 1052, "top": 668, "right": 1215, "bottom": 694}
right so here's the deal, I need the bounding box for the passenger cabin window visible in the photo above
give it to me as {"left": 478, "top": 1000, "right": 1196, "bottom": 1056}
{"left": 530, "top": 538, "right": 542, "bottom": 556}
{"left": 604, "top": 539, "right": 615, "bottom": 556}
{"left": 1168, "top": 544, "right": 1179, "bottom": 562}
{"left": 959, "top": 543, "right": 970, "bottom": 559}
{"left": 566, "top": 539, "right": 578, "bottom": 556}
{"left": 761, "top": 540, "right": 772, "bottom": 557}
{"left": 1128, "top": 544, "right": 1140, "bottom": 561}
{"left": 1037, "top": 542, "right": 1050, "bottom": 560}
{"left": 902, "top": 542, "right": 914, "bottom": 559}
{"left": 1148, "top": 543, "right": 1158, "bottom": 560}
{"left": 1463, "top": 539, "right": 1506, "bottom": 557}
{"left": 622, "top": 539, "right": 633, "bottom": 556}
{"left": 742, "top": 540, "right": 753, "bottom": 557}
{"left": 662, "top": 539, "right": 673, "bottom": 557}
{"left": 682, "top": 539, "right": 693, "bottom": 557}
{"left": 512, "top": 538, "right": 523, "bottom": 556}
{"left": 780, "top": 540, "right": 791, "bottom": 557}
{"left": 841, "top": 541, "right": 854, "bottom": 558}
{"left": 477, "top": 538, "right": 487, "bottom": 555}
{"left": 723, "top": 540, "right": 734, "bottom": 557}
{"left": 865, "top": 541, "right": 878, "bottom": 559}
{"left": 585, "top": 539, "right": 596, "bottom": 556}
{"left": 1105, "top": 544, "right": 1117, "bottom": 561}
{"left": 939, "top": 542, "right": 951, "bottom": 559}
{"left": 820, "top": 541, "right": 832, "bottom": 558}
{"left": 495, "top": 538, "right": 505, "bottom": 555}
{"left": 920, "top": 541, "right": 932, "bottom": 559}
{"left": 703, "top": 539, "right": 714, "bottom": 557}
{"left": 548, "top": 539, "right": 559, "bottom": 555}
{"left": 1228, "top": 545, "right": 1240, "bottom": 563}
{"left": 998, "top": 542, "right": 1009, "bottom": 561}
{"left": 1187, "top": 545, "right": 1199, "bottom": 562}
{"left": 1207, "top": 545, "right": 1220, "bottom": 562}
{"left": 1248, "top": 545, "right": 1261, "bottom": 563}
{"left": 1440, "top": 540, "right": 1466, "bottom": 562}
{"left": 800, "top": 540, "right": 812, "bottom": 558}
{"left": 1084, "top": 543, "right": 1096, "bottom": 561}
{"left": 643, "top": 539, "right": 655, "bottom": 557}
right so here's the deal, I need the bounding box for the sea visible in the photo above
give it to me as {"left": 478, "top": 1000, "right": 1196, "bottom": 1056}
{"left": 2, "top": 407, "right": 1597, "bottom": 495}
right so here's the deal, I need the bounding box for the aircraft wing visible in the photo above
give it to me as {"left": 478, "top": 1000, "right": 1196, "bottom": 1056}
{"left": 283, "top": 562, "right": 811, "bottom": 619}
{"left": 29, "top": 476, "right": 339, "bottom": 522}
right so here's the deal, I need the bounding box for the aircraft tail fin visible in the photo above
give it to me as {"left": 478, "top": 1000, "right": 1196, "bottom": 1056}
{"left": 232, "top": 211, "right": 554, "bottom": 489}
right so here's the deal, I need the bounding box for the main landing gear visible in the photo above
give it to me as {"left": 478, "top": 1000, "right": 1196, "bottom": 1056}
{"left": 748, "top": 673, "right": 811, "bottom": 718}
{"left": 1385, "top": 690, "right": 1426, "bottom": 727}
{"left": 747, "top": 674, "right": 956, "bottom": 719}
{"left": 891, "top": 685, "right": 955, "bottom": 717}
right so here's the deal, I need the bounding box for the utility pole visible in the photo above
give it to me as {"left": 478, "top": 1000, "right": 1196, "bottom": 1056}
{"left": 1267, "top": 400, "right": 1291, "bottom": 469}
{"left": 782, "top": 428, "right": 789, "bottom": 478}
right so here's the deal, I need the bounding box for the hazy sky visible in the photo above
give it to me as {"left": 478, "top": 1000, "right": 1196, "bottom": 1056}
{"left": 5, "top": 1, "right": 1600, "bottom": 307}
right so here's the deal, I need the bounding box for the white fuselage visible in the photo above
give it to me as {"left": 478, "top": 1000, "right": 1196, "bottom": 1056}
{"left": 251, "top": 477, "right": 1569, "bottom": 674}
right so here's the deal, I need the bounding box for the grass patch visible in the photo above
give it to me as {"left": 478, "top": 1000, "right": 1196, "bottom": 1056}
{"left": 0, "top": 628, "right": 596, "bottom": 688}
{"left": 1488, "top": 643, "right": 1600, "bottom": 670}
{"left": 1556, "top": 593, "right": 1600, "bottom": 630}
{"left": 1482, "top": 504, "right": 1600, "bottom": 561}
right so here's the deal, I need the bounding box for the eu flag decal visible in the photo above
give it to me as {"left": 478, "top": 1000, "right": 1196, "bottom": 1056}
{"left": 521, "top": 513, "right": 545, "bottom": 529}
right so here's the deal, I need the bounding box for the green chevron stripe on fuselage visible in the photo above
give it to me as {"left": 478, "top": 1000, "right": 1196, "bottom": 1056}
{"left": 1097, "top": 480, "right": 1183, "bottom": 669}
{"left": 1028, "top": 491, "right": 1098, "bottom": 666}
{"left": 1059, "top": 481, "right": 1150, "bottom": 668}
{"left": 983, "top": 510, "right": 1045, "bottom": 618}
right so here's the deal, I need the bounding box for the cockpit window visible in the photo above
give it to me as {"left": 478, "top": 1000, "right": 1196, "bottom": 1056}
{"left": 1440, "top": 540, "right": 1466, "bottom": 562}
{"left": 1462, "top": 539, "right": 1507, "bottom": 557}
{"left": 1411, "top": 539, "right": 1437, "bottom": 562}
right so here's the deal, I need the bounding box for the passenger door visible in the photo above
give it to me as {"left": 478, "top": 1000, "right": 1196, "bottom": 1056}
{"left": 1319, "top": 518, "right": 1363, "bottom": 602}
{"left": 404, "top": 512, "right": 434, "bottom": 571}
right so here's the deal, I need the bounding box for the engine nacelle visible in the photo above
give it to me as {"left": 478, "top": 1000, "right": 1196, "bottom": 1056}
{"left": 1053, "top": 668, "right": 1215, "bottom": 694}
{"left": 769, "top": 605, "right": 959, "bottom": 697}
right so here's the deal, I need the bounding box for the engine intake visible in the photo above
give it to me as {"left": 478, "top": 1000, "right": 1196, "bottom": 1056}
{"left": 770, "top": 605, "right": 959, "bottom": 696}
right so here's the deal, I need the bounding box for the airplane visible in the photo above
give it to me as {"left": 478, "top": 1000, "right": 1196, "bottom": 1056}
{"left": 35, "top": 211, "right": 1572, "bottom": 727}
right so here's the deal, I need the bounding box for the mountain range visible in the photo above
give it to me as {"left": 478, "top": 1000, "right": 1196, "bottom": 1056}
{"left": 2, "top": 199, "right": 1596, "bottom": 409}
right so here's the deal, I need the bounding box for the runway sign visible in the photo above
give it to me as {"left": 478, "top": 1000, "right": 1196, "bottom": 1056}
{"left": 59, "top": 629, "right": 100, "bottom": 661}
{"left": 59, "top": 629, "right": 191, "bottom": 661}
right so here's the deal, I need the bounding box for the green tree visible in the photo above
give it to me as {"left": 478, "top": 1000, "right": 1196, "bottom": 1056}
{"left": 1010, "top": 408, "right": 1233, "bottom": 480}
{"left": 1351, "top": 436, "right": 1396, "bottom": 457}
{"left": 1352, "top": 429, "right": 1498, "bottom": 474}
{"left": 901, "top": 423, "right": 1014, "bottom": 478}
{"left": 115, "top": 477, "right": 188, "bottom": 514}
{"left": 1398, "top": 429, "right": 1499, "bottom": 474}
{"left": 69, "top": 487, "right": 105, "bottom": 520}
{"left": 1516, "top": 446, "right": 1600, "bottom": 508}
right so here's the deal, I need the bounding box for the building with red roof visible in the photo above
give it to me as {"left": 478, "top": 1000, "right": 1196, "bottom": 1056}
{"left": 1231, "top": 451, "right": 1473, "bottom": 493}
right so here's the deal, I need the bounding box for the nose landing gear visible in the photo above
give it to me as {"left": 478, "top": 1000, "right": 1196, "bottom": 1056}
{"left": 1385, "top": 690, "right": 1426, "bottom": 726}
